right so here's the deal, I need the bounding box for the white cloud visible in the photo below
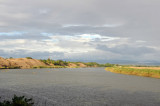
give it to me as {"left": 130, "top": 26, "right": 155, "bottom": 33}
{"left": 103, "top": 23, "right": 123, "bottom": 27}
{"left": 0, "top": 22, "right": 8, "bottom": 26}
{"left": 63, "top": 24, "right": 84, "bottom": 27}
{"left": 39, "top": 9, "right": 50, "bottom": 14}
{"left": 0, "top": 0, "right": 160, "bottom": 64}
{"left": 0, "top": 31, "right": 26, "bottom": 36}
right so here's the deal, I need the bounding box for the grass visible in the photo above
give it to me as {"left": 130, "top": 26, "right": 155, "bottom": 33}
{"left": 105, "top": 66, "right": 160, "bottom": 79}
{"left": 33, "top": 65, "right": 82, "bottom": 69}
{"left": 0, "top": 66, "right": 20, "bottom": 69}
{"left": 66, "top": 66, "right": 81, "bottom": 68}
{"left": 33, "top": 65, "right": 66, "bottom": 69}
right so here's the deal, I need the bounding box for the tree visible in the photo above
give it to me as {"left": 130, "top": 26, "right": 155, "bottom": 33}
{"left": 0, "top": 95, "right": 34, "bottom": 106}
{"left": 26, "top": 57, "right": 32, "bottom": 59}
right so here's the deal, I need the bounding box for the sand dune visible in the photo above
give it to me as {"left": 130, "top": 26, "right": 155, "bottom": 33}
{"left": 0, "top": 57, "right": 46, "bottom": 69}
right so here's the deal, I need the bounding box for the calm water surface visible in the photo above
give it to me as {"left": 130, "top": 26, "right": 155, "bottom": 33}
{"left": 0, "top": 68, "right": 160, "bottom": 106}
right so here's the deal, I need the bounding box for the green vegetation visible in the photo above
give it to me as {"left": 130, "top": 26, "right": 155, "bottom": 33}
{"left": 40, "top": 59, "right": 68, "bottom": 66}
{"left": 0, "top": 66, "right": 20, "bottom": 69}
{"left": 40, "top": 59, "right": 116, "bottom": 68}
{"left": 105, "top": 66, "right": 160, "bottom": 79}
{"left": 26, "top": 57, "right": 33, "bottom": 59}
{"left": 9, "top": 57, "right": 13, "bottom": 59}
{"left": 1, "top": 57, "right": 117, "bottom": 69}
{"left": 98, "top": 63, "right": 116, "bottom": 67}
{"left": 0, "top": 56, "right": 118, "bottom": 69}
{"left": 0, "top": 95, "right": 34, "bottom": 106}
{"left": 33, "top": 65, "right": 65, "bottom": 69}
{"left": 85, "top": 62, "right": 99, "bottom": 67}
{"left": 84, "top": 62, "right": 115, "bottom": 67}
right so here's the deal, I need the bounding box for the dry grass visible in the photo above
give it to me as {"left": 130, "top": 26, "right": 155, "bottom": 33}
{"left": 129, "top": 66, "right": 160, "bottom": 70}
{"left": 105, "top": 66, "right": 160, "bottom": 79}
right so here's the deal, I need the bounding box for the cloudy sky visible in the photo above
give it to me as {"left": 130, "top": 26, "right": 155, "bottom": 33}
{"left": 0, "top": 0, "right": 160, "bottom": 64}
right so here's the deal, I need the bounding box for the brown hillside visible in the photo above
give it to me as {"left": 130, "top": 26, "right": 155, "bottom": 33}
{"left": 0, "top": 57, "right": 11, "bottom": 68}
{"left": 68, "top": 63, "right": 77, "bottom": 68}
{"left": 0, "top": 57, "right": 46, "bottom": 69}
{"left": 77, "top": 63, "right": 87, "bottom": 67}
{"left": 7, "top": 58, "right": 46, "bottom": 69}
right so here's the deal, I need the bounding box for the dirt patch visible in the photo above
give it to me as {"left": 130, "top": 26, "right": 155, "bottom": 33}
{"left": 68, "top": 63, "right": 77, "bottom": 68}
{"left": 77, "top": 63, "right": 87, "bottom": 67}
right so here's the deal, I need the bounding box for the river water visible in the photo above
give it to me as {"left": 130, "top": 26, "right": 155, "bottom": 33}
{"left": 0, "top": 68, "right": 160, "bottom": 106}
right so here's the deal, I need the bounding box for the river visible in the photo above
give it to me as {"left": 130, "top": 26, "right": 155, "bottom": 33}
{"left": 0, "top": 68, "right": 160, "bottom": 106}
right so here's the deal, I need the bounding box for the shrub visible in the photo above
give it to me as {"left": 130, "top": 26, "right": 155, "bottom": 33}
{"left": 104, "top": 63, "right": 114, "bottom": 67}
{"left": 0, "top": 95, "right": 34, "bottom": 106}
{"left": 9, "top": 57, "right": 13, "bottom": 59}
{"left": 26, "top": 57, "right": 33, "bottom": 59}
{"left": 85, "top": 62, "right": 99, "bottom": 67}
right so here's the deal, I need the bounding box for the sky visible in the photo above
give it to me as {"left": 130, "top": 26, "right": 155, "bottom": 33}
{"left": 0, "top": 0, "right": 160, "bottom": 64}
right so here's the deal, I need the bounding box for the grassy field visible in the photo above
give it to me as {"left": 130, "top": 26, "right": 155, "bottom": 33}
{"left": 105, "top": 66, "right": 160, "bottom": 79}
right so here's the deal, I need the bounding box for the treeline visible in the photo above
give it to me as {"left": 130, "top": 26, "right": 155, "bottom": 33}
{"left": 1, "top": 56, "right": 118, "bottom": 68}
{"left": 84, "top": 62, "right": 117, "bottom": 67}
{"left": 40, "top": 58, "right": 116, "bottom": 67}
{"left": 40, "top": 59, "right": 68, "bottom": 66}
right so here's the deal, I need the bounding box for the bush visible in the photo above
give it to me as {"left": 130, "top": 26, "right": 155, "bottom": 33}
{"left": 9, "top": 57, "right": 13, "bottom": 59}
{"left": 85, "top": 62, "right": 99, "bottom": 67}
{"left": 104, "top": 63, "right": 114, "bottom": 67}
{"left": 0, "top": 95, "right": 34, "bottom": 106}
{"left": 26, "top": 57, "right": 33, "bottom": 59}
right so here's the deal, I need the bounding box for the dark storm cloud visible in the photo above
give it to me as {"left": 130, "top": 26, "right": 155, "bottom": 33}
{"left": 0, "top": 0, "right": 160, "bottom": 39}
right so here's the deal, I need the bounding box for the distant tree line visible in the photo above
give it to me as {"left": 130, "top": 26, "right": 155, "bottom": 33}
{"left": 40, "top": 58, "right": 68, "bottom": 66}
{"left": 40, "top": 58, "right": 116, "bottom": 67}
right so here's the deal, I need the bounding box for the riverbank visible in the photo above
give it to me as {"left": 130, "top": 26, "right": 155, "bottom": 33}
{"left": 0, "top": 57, "right": 111, "bottom": 69}
{"left": 105, "top": 66, "right": 160, "bottom": 79}
{"left": 0, "top": 57, "right": 94, "bottom": 69}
